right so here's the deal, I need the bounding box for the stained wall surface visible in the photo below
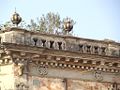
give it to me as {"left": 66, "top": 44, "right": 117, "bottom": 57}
{"left": 28, "top": 76, "right": 113, "bottom": 90}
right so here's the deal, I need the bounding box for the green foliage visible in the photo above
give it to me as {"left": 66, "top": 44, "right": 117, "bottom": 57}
{"left": 0, "top": 21, "right": 12, "bottom": 30}
{"left": 27, "top": 19, "right": 39, "bottom": 31}
{"left": 30, "top": 12, "right": 62, "bottom": 33}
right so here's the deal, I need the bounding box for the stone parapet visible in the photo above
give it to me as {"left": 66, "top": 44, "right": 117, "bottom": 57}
{"left": 0, "top": 27, "right": 119, "bottom": 57}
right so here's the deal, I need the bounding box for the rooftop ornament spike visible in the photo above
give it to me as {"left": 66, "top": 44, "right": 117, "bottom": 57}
{"left": 63, "top": 17, "right": 74, "bottom": 34}
{"left": 11, "top": 9, "right": 22, "bottom": 27}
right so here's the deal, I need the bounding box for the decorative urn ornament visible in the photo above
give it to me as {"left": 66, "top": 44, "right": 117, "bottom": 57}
{"left": 11, "top": 11, "right": 22, "bottom": 26}
{"left": 63, "top": 17, "right": 74, "bottom": 34}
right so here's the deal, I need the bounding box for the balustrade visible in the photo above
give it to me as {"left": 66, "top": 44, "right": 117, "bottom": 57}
{"left": 1, "top": 32, "right": 120, "bottom": 57}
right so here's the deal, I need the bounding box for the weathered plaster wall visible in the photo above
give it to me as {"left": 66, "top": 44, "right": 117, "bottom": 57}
{"left": 0, "top": 64, "right": 14, "bottom": 90}
{"left": 28, "top": 76, "right": 113, "bottom": 90}
{"left": 68, "top": 79, "right": 112, "bottom": 90}
{"left": 28, "top": 76, "right": 65, "bottom": 90}
{"left": 29, "top": 64, "right": 120, "bottom": 83}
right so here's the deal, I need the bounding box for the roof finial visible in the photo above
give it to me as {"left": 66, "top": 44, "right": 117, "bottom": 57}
{"left": 11, "top": 9, "right": 22, "bottom": 27}
{"left": 63, "top": 17, "right": 74, "bottom": 34}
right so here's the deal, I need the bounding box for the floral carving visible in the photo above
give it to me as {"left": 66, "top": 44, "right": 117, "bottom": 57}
{"left": 38, "top": 64, "right": 48, "bottom": 76}
{"left": 94, "top": 71, "right": 103, "bottom": 81}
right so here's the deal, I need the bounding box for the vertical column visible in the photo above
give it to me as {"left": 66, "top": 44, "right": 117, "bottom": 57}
{"left": 63, "top": 78, "right": 68, "bottom": 90}
{"left": 14, "top": 58, "right": 29, "bottom": 90}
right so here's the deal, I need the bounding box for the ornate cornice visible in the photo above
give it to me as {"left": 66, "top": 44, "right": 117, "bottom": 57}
{"left": 0, "top": 42, "right": 120, "bottom": 75}
{"left": 1, "top": 42, "right": 118, "bottom": 73}
{"left": 3, "top": 42, "right": 120, "bottom": 59}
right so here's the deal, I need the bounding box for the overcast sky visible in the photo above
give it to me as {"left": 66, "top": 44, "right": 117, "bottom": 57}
{"left": 0, "top": 0, "right": 120, "bottom": 41}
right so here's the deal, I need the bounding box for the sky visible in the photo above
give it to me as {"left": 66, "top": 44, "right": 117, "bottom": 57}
{"left": 0, "top": 0, "right": 120, "bottom": 41}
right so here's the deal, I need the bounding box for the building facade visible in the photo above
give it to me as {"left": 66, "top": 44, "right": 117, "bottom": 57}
{"left": 0, "top": 27, "right": 120, "bottom": 90}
